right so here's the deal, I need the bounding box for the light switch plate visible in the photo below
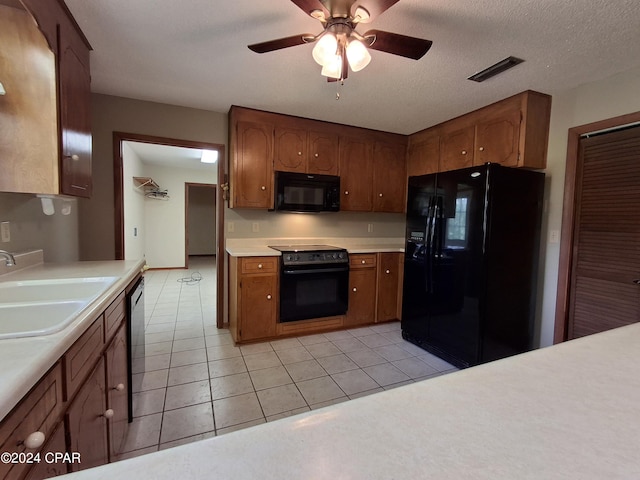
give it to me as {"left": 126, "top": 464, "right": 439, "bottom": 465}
{"left": 1, "top": 222, "right": 10, "bottom": 243}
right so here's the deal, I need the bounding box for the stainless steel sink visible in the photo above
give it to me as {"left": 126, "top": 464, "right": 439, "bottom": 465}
{"left": 0, "top": 277, "right": 119, "bottom": 339}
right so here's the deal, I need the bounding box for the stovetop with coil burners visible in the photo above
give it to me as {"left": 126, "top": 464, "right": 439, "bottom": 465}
{"left": 268, "top": 244, "right": 348, "bottom": 266}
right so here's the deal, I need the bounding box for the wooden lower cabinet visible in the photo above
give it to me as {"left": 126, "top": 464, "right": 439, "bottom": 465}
{"left": 105, "top": 325, "right": 129, "bottom": 460}
{"left": 346, "top": 254, "right": 377, "bottom": 327}
{"left": 376, "top": 253, "right": 404, "bottom": 322}
{"left": 229, "top": 257, "right": 278, "bottom": 342}
{"left": 25, "top": 425, "right": 69, "bottom": 480}
{"left": 65, "top": 357, "right": 109, "bottom": 472}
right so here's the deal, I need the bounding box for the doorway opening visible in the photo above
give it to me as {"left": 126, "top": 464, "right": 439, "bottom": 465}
{"left": 113, "top": 132, "right": 226, "bottom": 329}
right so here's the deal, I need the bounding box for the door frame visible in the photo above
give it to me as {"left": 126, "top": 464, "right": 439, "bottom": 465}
{"left": 184, "top": 183, "right": 217, "bottom": 268}
{"left": 553, "top": 111, "right": 640, "bottom": 343}
{"left": 113, "top": 132, "right": 226, "bottom": 329}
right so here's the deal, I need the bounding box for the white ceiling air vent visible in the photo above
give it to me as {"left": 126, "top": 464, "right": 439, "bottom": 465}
{"left": 468, "top": 56, "right": 524, "bottom": 82}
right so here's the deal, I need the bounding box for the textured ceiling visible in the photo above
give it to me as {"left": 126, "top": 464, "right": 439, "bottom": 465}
{"left": 64, "top": 0, "right": 640, "bottom": 135}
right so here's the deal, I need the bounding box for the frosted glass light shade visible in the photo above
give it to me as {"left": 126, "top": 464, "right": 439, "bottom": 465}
{"left": 320, "top": 54, "right": 342, "bottom": 79}
{"left": 201, "top": 150, "right": 218, "bottom": 163}
{"left": 312, "top": 33, "right": 338, "bottom": 66}
{"left": 346, "top": 39, "right": 371, "bottom": 72}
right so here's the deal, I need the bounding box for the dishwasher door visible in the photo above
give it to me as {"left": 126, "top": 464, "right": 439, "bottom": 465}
{"left": 127, "top": 276, "right": 145, "bottom": 422}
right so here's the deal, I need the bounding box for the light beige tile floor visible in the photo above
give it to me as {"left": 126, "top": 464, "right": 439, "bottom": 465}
{"left": 120, "top": 256, "right": 458, "bottom": 460}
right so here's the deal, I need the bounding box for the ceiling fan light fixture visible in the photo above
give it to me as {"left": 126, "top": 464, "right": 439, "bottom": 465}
{"left": 312, "top": 33, "right": 338, "bottom": 66}
{"left": 346, "top": 38, "right": 371, "bottom": 72}
{"left": 353, "top": 6, "right": 370, "bottom": 23}
{"left": 320, "top": 54, "right": 342, "bottom": 79}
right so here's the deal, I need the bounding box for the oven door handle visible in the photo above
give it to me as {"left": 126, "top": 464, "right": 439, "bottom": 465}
{"left": 282, "top": 266, "right": 349, "bottom": 275}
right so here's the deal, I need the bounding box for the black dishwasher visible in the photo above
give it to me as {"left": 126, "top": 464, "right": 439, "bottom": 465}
{"left": 127, "top": 276, "right": 145, "bottom": 422}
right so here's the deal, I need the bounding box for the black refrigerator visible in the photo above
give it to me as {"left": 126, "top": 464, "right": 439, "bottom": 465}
{"left": 401, "top": 163, "right": 544, "bottom": 368}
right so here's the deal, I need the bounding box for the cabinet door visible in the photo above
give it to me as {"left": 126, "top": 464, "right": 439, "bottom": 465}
{"left": 373, "top": 141, "right": 406, "bottom": 213}
{"left": 407, "top": 132, "right": 440, "bottom": 177}
{"left": 346, "top": 268, "right": 377, "bottom": 326}
{"left": 58, "top": 16, "right": 92, "bottom": 198}
{"left": 239, "top": 275, "right": 277, "bottom": 341}
{"left": 274, "top": 127, "right": 307, "bottom": 173}
{"left": 66, "top": 357, "right": 109, "bottom": 472}
{"left": 105, "top": 325, "right": 128, "bottom": 461}
{"left": 339, "top": 136, "right": 373, "bottom": 211}
{"left": 440, "top": 125, "right": 475, "bottom": 171}
{"left": 376, "top": 253, "right": 403, "bottom": 322}
{"left": 234, "top": 121, "right": 274, "bottom": 208}
{"left": 474, "top": 109, "right": 521, "bottom": 167}
{"left": 308, "top": 131, "right": 339, "bottom": 175}
{"left": 24, "top": 425, "right": 68, "bottom": 480}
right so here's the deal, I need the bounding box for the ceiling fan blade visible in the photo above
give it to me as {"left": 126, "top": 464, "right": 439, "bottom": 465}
{"left": 248, "top": 34, "right": 315, "bottom": 54}
{"left": 290, "top": 0, "right": 330, "bottom": 19}
{"left": 364, "top": 29, "right": 433, "bottom": 60}
{"left": 353, "top": 0, "right": 400, "bottom": 22}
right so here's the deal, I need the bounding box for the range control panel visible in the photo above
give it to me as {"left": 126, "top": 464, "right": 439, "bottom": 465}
{"left": 281, "top": 250, "right": 348, "bottom": 266}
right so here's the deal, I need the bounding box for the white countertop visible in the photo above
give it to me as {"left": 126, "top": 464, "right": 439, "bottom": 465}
{"left": 0, "top": 258, "right": 145, "bottom": 420}
{"left": 62, "top": 323, "right": 640, "bottom": 479}
{"left": 226, "top": 237, "right": 404, "bottom": 257}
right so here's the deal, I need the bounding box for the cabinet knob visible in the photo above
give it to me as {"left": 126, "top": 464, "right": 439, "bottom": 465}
{"left": 352, "top": 287, "right": 357, "bottom": 292}
{"left": 261, "top": 186, "right": 266, "bottom": 191}
{"left": 314, "top": 153, "right": 319, "bottom": 158}
{"left": 258, "top": 263, "right": 263, "bottom": 269}
{"left": 266, "top": 294, "right": 272, "bottom": 300}
{"left": 71, "top": 154, "right": 80, "bottom": 161}
{"left": 478, "top": 146, "right": 485, "bottom": 152}
{"left": 385, "top": 269, "right": 391, "bottom": 274}
{"left": 298, "top": 151, "right": 302, "bottom": 156}
{"left": 461, "top": 150, "right": 467, "bottom": 155}
{"left": 361, "top": 260, "right": 366, "bottom": 264}
{"left": 114, "top": 383, "right": 125, "bottom": 392}
{"left": 344, "top": 191, "right": 349, "bottom": 195}
{"left": 23, "top": 431, "right": 45, "bottom": 449}
{"left": 103, "top": 409, "right": 115, "bottom": 419}
{"left": 379, "top": 193, "right": 383, "bottom": 197}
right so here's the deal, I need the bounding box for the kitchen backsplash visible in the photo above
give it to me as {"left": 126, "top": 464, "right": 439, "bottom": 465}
{"left": 0, "top": 192, "right": 80, "bottom": 263}
{"left": 225, "top": 209, "right": 405, "bottom": 240}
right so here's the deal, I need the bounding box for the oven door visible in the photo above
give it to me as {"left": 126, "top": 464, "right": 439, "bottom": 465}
{"left": 279, "top": 263, "right": 349, "bottom": 322}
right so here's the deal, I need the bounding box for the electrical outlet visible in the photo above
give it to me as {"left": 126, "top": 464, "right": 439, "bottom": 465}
{"left": 227, "top": 222, "right": 235, "bottom": 233}
{"left": 549, "top": 230, "right": 560, "bottom": 244}
{"left": 1, "top": 222, "right": 9, "bottom": 243}
{"left": 367, "top": 223, "right": 374, "bottom": 233}
{"left": 252, "top": 222, "right": 260, "bottom": 233}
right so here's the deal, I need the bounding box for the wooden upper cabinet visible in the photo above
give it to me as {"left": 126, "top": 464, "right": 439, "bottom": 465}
{"left": 274, "top": 127, "right": 307, "bottom": 173}
{"left": 440, "top": 124, "right": 475, "bottom": 171}
{"left": 58, "top": 12, "right": 92, "bottom": 197}
{"left": 373, "top": 141, "right": 407, "bottom": 213}
{"left": 308, "top": 130, "right": 339, "bottom": 175}
{"left": 274, "top": 127, "right": 339, "bottom": 175}
{"left": 339, "top": 136, "right": 374, "bottom": 211}
{"left": 411, "top": 90, "right": 551, "bottom": 173}
{"left": 232, "top": 120, "right": 274, "bottom": 209}
{"left": 407, "top": 130, "right": 440, "bottom": 177}
{"left": 0, "top": 0, "right": 92, "bottom": 197}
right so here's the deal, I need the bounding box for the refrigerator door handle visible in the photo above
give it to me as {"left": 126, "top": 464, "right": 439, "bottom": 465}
{"left": 425, "top": 198, "right": 436, "bottom": 294}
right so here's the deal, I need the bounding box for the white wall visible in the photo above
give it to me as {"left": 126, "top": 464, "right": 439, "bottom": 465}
{"left": 122, "top": 143, "right": 146, "bottom": 262}
{"left": 142, "top": 163, "right": 216, "bottom": 268}
{"left": 536, "top": 65, "right": 640, "bottom": 347}
{"left": 188, "top": 186, "right": 216, "bottom": 255}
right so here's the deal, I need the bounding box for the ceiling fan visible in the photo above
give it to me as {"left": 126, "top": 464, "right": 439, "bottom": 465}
{"left": 248, "top": 0, "right": 433, "bottom": 82}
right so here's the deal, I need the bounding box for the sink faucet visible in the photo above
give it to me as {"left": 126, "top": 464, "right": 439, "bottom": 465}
{"left": 0, "top": 250, "right": 16, "bottom": 267}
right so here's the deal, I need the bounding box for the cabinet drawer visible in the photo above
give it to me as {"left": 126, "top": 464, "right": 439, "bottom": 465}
{"left": 104, "top": 292, "right": 126, "bottom": 344}
{"left": 241, "top": 257, "right": 278, "bottom": 274}
{"left": 64, "top": 316, "right": 104, "bottom": 400}
{"left": 0, "top": 364, "right": 64, "bottom": 480}
{"left": 350, "top": 254, "right": 377, "bottom": 269}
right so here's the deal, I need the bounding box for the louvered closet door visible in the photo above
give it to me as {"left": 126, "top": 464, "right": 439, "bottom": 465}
{"left": 568, "top": 127, "right": 640, "bottom": 339}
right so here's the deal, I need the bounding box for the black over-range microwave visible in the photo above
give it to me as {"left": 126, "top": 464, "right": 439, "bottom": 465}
{"left": 274, "top": 171, "right": 340, "bottom": 213}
